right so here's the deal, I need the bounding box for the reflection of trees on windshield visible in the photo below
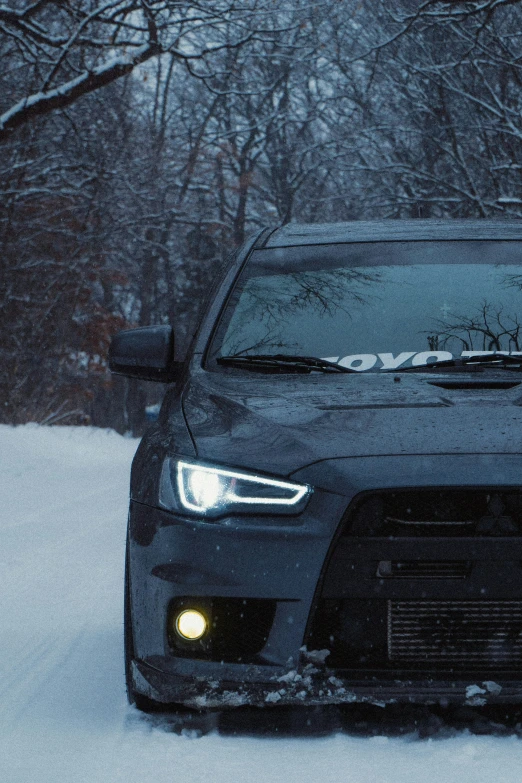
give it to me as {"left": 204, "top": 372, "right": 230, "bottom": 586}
{"left": 223, "top": 327, "right": 299, "bottom": 358}
{"left": 427, "top": 270, "right": 522, "bottom": 353}
{"left": 502, "top": 273, "right": 522, "bottom": 292}
{"left": 285, "top": 269, "right": 379, "bottom": 316}
{"left": 428, "top": 302, "right": 522, "bottom": 352}
{"left": 220, "top": 267, "right": 382, "bottom": 357}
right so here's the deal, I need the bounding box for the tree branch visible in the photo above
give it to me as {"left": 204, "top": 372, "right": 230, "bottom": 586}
{"left": 0, "top": 41, "right": 161, "bottom": 141}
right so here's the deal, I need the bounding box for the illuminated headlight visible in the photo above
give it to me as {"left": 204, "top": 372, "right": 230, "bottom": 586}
{"left": 159, "top": 458, "right": 312, "bottom": 518}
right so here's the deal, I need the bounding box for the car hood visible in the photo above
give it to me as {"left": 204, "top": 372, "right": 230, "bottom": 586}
{"left": 180, "top": 370, "right": 522, "bottom": 476}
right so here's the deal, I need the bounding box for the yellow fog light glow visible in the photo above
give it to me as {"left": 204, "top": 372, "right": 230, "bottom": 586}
{"left": 176, "top": 609, "right": 207, "bottom": 640}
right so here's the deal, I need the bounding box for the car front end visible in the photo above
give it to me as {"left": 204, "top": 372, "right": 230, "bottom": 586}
{"left": 113, "top": 220, "right": 522, "bottom": 710}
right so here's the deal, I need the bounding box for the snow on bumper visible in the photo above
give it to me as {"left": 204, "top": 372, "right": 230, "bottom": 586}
{"left": 131, "top": 657, "right": 522, "bottom": 710}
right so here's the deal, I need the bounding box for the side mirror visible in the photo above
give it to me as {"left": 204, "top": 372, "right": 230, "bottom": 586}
{"left": 109, "top": 325, "right": 179, "bottom": 382}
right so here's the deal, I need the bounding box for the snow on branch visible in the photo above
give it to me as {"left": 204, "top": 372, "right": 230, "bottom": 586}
{"left": 0, "top": 42, "right": 161, "bottom": 142}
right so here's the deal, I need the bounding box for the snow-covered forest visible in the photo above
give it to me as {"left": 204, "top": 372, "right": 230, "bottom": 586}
{"left": 2, "top": 0, "right": 522, "bottom": 431}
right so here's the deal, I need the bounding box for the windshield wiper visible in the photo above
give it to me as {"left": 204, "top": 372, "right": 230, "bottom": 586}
{"left": 389, "top": 354, "right": 522, "bottom": 373}
{"left": 217, "top": 354, "right": 357, "bottom": 374}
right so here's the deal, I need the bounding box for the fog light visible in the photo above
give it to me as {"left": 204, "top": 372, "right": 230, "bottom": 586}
{"left": 176, "top": 609, "right": 207, "bottom": 640}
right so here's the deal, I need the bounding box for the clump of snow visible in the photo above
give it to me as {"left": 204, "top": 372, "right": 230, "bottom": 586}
{"left": 328, "top": 676, "right": 344, "bottom": 688}
{"left": 466, "top": 685, "right": 487, "bottom": 698}
{"left": 465, "top": 682, "right": 503, "bottom": 705}
{"left": 277, "top": 670, "right": 302, "bottom": 684}
{"left": 300, "top": 647, "right": 330, "bottom": 665}
{"left": 483, "top": 681, "right": 503, "bottom": 696}
{"left": 465, "top": 685, "right": 487, "bottom": 707}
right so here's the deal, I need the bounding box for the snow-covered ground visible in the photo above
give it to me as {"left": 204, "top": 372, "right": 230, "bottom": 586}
{"left": 4, "top": 425, "right": 522, "bottom": 782}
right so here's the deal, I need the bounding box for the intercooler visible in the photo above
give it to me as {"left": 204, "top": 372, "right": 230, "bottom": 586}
{"left": 388, "top": 601, "right": 522, "bottom": 667}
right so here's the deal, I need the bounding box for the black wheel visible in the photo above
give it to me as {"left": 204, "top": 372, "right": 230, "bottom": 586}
{"left": 124, "top": 541, "right": 164, "bottom": 713}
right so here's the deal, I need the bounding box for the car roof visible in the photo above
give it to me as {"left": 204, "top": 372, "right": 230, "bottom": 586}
{"left": 263, "top": 219, "right": 522, "bottom": 248}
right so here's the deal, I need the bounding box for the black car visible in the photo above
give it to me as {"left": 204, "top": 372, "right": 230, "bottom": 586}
{"left": 110, "top": 219, "right": 522, "bottom": 711}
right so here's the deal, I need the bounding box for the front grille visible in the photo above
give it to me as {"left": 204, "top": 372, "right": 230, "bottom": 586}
{"left": 388, "top": 601, "right": 522, "bottom": 667}
{"left": 345, "top": 489, "right": 522, "bottom": 536}
{"left": 309, "top": 488, "right": 522, "bottom": 673}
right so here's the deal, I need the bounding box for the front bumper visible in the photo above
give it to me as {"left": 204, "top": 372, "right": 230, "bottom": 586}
{"left": 128, "top": 477, "right": 347, "bottom": 668}
{"left": 131, "top": 658, "right": 522, "bottom": 709}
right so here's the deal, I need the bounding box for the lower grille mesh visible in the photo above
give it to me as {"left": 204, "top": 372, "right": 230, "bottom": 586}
{"left": 388, "top": 601, "right": 522, "bottom": 667}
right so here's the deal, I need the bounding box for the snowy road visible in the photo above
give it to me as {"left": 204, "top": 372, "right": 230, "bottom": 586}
{"left": 3, "top": 425, "right": 522, "bottom": 782}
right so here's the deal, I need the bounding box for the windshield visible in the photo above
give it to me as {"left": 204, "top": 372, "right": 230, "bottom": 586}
{"left": 210, "top": 240, "right": 522, "bottom": 372}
